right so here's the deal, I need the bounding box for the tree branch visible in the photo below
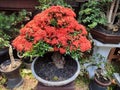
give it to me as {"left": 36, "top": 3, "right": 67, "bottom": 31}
{"left": 9, "top": 45, "right": 16, "bottom": 68}
{"left": 108, "top": 0, "right": 116, "bottom": 24}
{"left": 112, "top": 0, "right": 120, "bottom": 24}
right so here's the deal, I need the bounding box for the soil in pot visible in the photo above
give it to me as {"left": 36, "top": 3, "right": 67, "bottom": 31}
{"left": 91, "top": 26, "right": 120, "bottom": 44}
{"left": 34, "top": 52, "right": 77, "bottom": 82}
{"left": 94, "top": 68, "right": 111, "bottom": 87}
{"left": 96, "top": 26, "right": 120, "bottom": 35}
{"left": 0, "top": 59, "right": 21, "bottom": 72}
{"left": 95, "top": 74, "right": 111, "bottom": 85}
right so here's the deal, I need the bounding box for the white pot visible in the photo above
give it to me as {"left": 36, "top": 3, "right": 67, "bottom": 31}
{"left": 31, "top": 57, "right": 80, "bottom": 86}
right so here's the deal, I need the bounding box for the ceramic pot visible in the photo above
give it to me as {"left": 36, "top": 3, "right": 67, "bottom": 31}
{"left": 90, "top": 26, "right": 120, "bottom": 44}
{"left": 31, "top": 52, "right": 80, "bottom": 87}
{"left": 89, "top": 73, "right": 111, "bottom": 90}
{"left": 89, "top": 80, "right": 107, "bottom": 90}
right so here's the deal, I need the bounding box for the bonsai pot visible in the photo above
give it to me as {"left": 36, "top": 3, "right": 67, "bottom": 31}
{"left": 89, "top": 68, "right": 111, "bottom": 90}
{"left": 23, "top": 57, "right": 33, "bottom": 69}
{"left": 0, "top": 59, "right": 23, "bottom": 89}
{"left": 90, "top": 26, "right": 120, "bottom": 44}
{"left": 31, "top": 52, "right": 80, "bottom": 89}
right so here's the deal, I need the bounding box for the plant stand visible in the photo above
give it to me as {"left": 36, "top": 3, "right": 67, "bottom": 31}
{"left": 93, "top": 39, "right": 120, "bottom": 60}
{"left": 35, "top": 82, "right": 75, "bottom": 90}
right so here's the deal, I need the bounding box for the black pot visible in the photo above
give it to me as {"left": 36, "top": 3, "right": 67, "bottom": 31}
{"left": 0, "top": 59, "right": 23, "bottom": 89}
{"left": 89, "top": 80, "right": 107, "bottom": 90}
{"left": 0, "top": 48, "right": 9, "bottom": 64}
{"left": 23, "top": 57, "right": 34, "bottom": 69}
{"left": 89, "top": 77, "right": 111, "bottom": 90}
{"left": 115, "top": 86, "right": 120, "bottom": 90}
{"left": 89, "top": 68, "right": 111, "bottom": 90}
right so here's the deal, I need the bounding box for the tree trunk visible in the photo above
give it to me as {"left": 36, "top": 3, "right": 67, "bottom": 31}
{"left": 108, "top": 0, "right": 116, "bottom": 24}
{"left": 112, "top": 0, "right": 120, "bottom": 24}
{"left": 9, "top": 45, "right": 16, "bottom": 68}
{"left": 51, "top": 52, "right": 65, "bottom": 69}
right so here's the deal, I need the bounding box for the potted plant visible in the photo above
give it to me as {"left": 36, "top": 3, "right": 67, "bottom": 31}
{"left": 17, "top": 53, "right": 35, "bottom": 70}
{"left": 0, "top": 10, "right": 32, "bottom": 63}
{"left": 0, "top": 42, "right": 23, "bottom": 89}
{"left": 89, "top": 68, "right": 111, "bottom": 90}
{"left": 88, "top": 54, "right": 116, "bottom": 90}
{"left": 78, "top": 0, "right": 120, "bottom": 44}
{"left": 12, "top": 5, "right": 91, "bottom": 89}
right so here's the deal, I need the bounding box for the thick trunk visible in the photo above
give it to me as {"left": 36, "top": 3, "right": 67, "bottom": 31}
{"left": 51, "top": 52, "right": 65, "bottom": 69}
{"left": 112, "top": 0, "right": 119, "bottom": 24}
{"left": 107, "top": 0, "right": 116, "bottom": 24}
{"left": 9, "top": 45, "right": 16, "bottom": 68}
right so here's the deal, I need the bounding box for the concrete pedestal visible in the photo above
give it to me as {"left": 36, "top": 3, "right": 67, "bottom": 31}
{"left": 86, "top": 39, "right": 120, "bottom": 79}
{"left": 93, "top": 39, "right": 120, "bottom": 60}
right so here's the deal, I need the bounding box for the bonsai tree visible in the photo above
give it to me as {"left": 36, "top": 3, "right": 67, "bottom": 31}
{"left": 12, "top": 5, "right": 91, "bottom": 69}
{"left": 0, "top": 37, "right": 20, "bottom": 70}
{"left": 78, "top": 0, "right": 120, "bottom": 31}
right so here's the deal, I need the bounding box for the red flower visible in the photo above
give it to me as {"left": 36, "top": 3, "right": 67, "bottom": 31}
{"left": 12, "top": 5, "right": 91, "bottom": 57}
{"left": 12, "top": 35, "right": 33, "bottom": 52}
{"left": 59, "top": 48, "right": 66, "bottom": 54}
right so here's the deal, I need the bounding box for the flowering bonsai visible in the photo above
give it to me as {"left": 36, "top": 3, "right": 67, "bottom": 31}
{"left": 12, "top": 5, "right": 91, "bottom": 68}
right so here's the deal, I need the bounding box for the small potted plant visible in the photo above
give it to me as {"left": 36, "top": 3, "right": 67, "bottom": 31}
{"left": 78, "top": 0, "right": 120, "bottom": 44}
{"left": 89, "top": 68, "right": 111, "bottom": 90}
{"left": 88, "top": 54, "right": 116, "bottom": 90}
{"left": 0, "top": 9, "right": 32, "bottom": 89}
{"left": 0, "top": 41, "right": 23, "bottom": 89}
{"left": 12, "top": 5, "right": 91, "bottom": 89}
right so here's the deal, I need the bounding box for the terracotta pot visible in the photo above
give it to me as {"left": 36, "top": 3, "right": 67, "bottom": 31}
{"left": 0, "top": 59, "right": 23, "bottom": 89}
